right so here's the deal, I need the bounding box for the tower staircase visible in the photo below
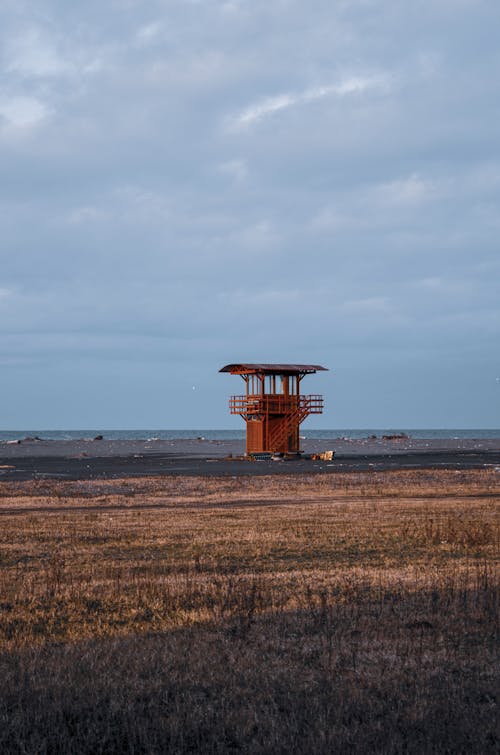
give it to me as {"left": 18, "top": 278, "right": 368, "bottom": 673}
{"left": 267, "top": 395, "right": 323, "bottom": 452}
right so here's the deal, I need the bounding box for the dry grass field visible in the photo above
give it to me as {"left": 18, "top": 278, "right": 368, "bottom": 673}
{"left": 0, "top": 469, "right": 498, "bottom": 753}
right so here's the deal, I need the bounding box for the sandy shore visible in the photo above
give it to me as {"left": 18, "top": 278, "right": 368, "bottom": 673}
{"left": 1, "top": 435, "right": 500, "bottom": 458}
{"left": 1, "top": 436, "right": 499, "bottom": 481}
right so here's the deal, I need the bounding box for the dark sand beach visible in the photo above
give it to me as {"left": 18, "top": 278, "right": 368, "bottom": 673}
{"left": 1, "top": 436, "right": 499, "bottom": 481}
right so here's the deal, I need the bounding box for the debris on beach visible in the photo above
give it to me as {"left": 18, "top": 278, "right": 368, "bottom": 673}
{"left": 311, "top": 450, "right": 335, "bottom": 461}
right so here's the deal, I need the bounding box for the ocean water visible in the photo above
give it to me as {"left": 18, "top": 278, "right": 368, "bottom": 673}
{"left": 0, "top": 429, "right": 499, "bottom": 441}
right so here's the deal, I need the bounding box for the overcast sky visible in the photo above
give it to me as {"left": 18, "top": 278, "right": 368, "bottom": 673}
{"left": 1, "top": 0, "right": 499, "bottom": 429}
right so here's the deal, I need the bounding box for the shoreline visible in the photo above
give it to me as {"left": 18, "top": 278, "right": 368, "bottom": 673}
{"left": 1, "top": 437, "right": 499, "bottom": 481}
{"left": 2, "top": 435, "right": 500, "bottom": 457}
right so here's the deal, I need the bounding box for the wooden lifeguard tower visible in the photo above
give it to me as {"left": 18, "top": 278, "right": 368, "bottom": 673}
{"left": 220, "top": 363, "right": 328, "bottom": 455}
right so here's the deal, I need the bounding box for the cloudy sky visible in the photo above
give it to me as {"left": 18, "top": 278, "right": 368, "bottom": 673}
{"left": 1, "top": 0, "right": 499, "bottom": 429}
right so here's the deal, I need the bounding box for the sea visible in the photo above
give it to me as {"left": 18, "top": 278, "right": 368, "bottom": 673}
{"left": 0, "top": 429, "right": 499, "bottom": 442}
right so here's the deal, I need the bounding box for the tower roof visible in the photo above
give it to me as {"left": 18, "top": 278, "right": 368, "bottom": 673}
{"left": 219, "top": 363, "right": 328, "bottom": 375}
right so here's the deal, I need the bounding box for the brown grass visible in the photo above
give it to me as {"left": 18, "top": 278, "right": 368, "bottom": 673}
{"left": 0, "top": 469, "right": 498, "bottom": 753}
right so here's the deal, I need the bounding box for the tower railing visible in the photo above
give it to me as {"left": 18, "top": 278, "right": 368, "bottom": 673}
{"left": 229, "top": 394, "right": 323, "bottom": 417}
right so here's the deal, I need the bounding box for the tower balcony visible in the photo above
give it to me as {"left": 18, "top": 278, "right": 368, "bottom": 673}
{"left": 229, "top": 394, "right": 323, "bottom": 418}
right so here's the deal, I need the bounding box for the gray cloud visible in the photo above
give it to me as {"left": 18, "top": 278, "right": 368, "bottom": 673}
{"left": 1, "top": 0, "right": 499, "bottom": 427}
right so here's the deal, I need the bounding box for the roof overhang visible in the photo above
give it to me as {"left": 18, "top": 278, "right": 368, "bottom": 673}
{"left": 220, "top": 363, "right": 328, "bottom": 375}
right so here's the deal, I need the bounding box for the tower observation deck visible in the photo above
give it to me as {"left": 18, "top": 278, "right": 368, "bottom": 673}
{"left": 220, "top": 363, "right": 328, "bottom": 455}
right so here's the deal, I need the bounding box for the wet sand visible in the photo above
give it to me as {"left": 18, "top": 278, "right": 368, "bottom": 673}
{"left": 1, "top": 436, "right": 499, "bottom": 481}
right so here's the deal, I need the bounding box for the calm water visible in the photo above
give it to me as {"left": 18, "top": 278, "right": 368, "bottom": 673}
{"left": 1, "top": 429, "right": 499, "bottom": 441}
